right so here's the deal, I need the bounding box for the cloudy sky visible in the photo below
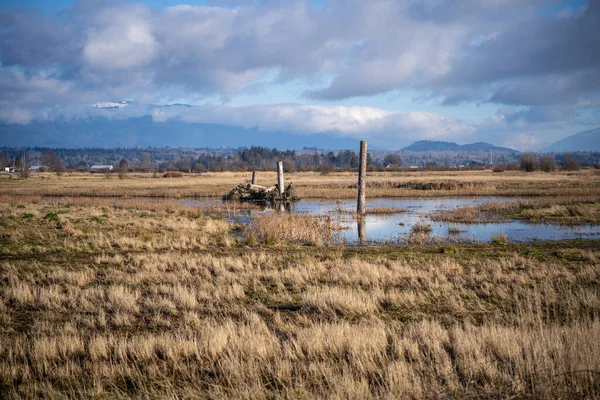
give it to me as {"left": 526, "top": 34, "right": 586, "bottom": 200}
{"left": 1, "top": 0, "right": 599, "bottom": 149}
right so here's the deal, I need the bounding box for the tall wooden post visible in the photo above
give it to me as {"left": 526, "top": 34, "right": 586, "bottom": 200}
{"left": 277, "top": 161, "right": 284, "bottom": 196}
{"left": 357, "top": 140, "right": 367, "bottom": 215}
{"left": 357, "top": 217, "right": 366, "bottom": 244}
{"left": 251, "top": 171, "right": 257, "bottom": 185}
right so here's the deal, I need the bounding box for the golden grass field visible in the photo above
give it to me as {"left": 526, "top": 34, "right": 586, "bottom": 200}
{"left": 2, "top": 168, "right": 600, "bottom": 198}
{"left": 1, "top": 171, "right": 600, "bottom": 398}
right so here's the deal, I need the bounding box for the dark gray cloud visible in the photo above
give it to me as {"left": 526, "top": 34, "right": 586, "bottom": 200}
{"left": 0, "top": 0, "right": 598, "bottom": 149}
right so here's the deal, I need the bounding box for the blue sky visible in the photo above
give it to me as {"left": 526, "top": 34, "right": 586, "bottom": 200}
{"left": 0, "top": 0, "right": 598, "bottom": 149}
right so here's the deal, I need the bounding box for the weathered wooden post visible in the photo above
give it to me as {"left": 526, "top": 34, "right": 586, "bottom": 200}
{"left": 357, "top": 217, "right": 366, "bottom": 244}
{"left": 277, "top": 161, "right": 284, "bottom": 196}
{"left": 357, "top": 140, "right": 367, "bottom": 215}
{"left": 251, "top": 171, "right": 258, "bottom": 185}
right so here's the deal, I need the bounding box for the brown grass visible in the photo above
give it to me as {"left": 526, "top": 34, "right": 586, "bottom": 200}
{"left": 432, "top": 197, "right": 600, "bottom": 224}
{"left": 3, "top": 169, "right": 600, "bottom": 199}
{"left": 246, "top": 213, "right": 344, "bottom": 245}
{"left": 1, "top": 190, "right": 600, "bottom": 398}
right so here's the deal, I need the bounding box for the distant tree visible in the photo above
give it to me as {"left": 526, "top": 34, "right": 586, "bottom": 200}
{"left": 282, "top": 159, "right": 296, "bottom": 173}
{"left": 18, "top": 152, "right": 29, "bottom": 179}
{"left": 317, "top": 164, "right": 334, "bottom": 176}
{"left": 118, "top": 159, "right": 129, "bottom": 180}
{"left": 562, "top": 154, "right": 580, "bottom": 171}
{"left": 539, "top": 155, "right": 557, "bottom": 172}
{"left": 520, "top": 152, "right": 538, "bottom": 172}
{"left": 41, "top": 149, "right": 65, "bottom": 175}
{"left": 139, "top": 152, "right": 152, "bottom": 172}
{"left": 383, "top": 153, "right": 402, "bottom": 167}
{"left": 76, "top": 161, "right": 88, "bottom": 171}
{"left": 0, "top": 153, "right": 9, "bottom": 169}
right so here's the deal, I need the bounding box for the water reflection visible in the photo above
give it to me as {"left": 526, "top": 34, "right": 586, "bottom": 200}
{"left": 180, "top": 197, "right": 600, "bottom": 245}
{"left": 357, "top": 217, "right": 366, "bottom": 245}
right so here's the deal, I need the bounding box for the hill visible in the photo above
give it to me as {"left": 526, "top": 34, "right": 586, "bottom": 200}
{"left": 401, "top": 140, "right": 517, "bottom": 153}
{"left": 539, "top": 128, "right": 600, "bottom": 152}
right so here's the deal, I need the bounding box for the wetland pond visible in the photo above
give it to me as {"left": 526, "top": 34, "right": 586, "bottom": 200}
{"left": 181, "top": 197, "right": 600, "bottom": 245}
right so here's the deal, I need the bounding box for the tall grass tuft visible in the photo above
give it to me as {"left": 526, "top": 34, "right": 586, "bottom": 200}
{"left": 247, "top": 214, "right": 343, "bottom": 245}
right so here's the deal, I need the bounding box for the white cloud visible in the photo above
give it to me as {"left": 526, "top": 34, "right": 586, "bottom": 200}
{"left": 151, "top": 103, "right": 474, "bottom": 142}
{"left": 83, "top": 6, "right": 158, "bottom": 70}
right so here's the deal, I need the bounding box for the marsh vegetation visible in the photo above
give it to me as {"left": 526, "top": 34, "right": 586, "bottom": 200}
{"left": 1, "top": 172, "right": 599, "bottom": 398}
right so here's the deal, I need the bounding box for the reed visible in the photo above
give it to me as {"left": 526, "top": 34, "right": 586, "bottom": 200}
{"left": 247, "top": 213, "right": 344, "bottom": 245}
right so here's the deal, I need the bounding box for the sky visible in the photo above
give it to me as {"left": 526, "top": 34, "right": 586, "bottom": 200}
{"left": 0, "top": 0, "right": 599, "bottom": 150}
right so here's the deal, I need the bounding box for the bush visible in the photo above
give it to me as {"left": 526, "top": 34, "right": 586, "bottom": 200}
{"left": 316, "top": 164, "right": 334, "bottom": 176}
{"left": 163, "top": 171, "right": 183, "bottom": 178}
{"left": 493, "top": 164, "right": 505, "bottom": 173}
{"left": 520, "top": 152, "right": 538, "bottom": 172}
{"left": 539, "top": 155, "right": 557, "bottom": 172}
{"left": 562, "top": 154, "right": 580, "bottom": 171}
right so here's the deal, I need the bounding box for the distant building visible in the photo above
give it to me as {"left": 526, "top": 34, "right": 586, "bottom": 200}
{"left": 29, "top": 166, "right": 42, "bottom": 171}
{"left": 90, "top": 165, "right": 113, "bottom": 172}
{"left": 4, "top": 167, "right": 9, "bottom": 173}
{"left": 409, "top": 165, "right": 420, "bottom": 169}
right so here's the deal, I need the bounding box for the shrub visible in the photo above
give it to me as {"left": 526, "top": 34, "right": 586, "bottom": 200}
{"left": 562, "top": 154, "right": 580, "bottom": 171}
{"left": 493, "top": 164, "right": 505, "bottom": 173}
{"left": 316, "top": 164, "right": 334, "bottom": 176}
{"left": 163, "top": 171, "right": 183, "bottom": 178}
{"left": 539, "top": 155, "right": 557, "bottom": 172}
{"left": 520, "top": 152, "right": 538, "bottom": 172}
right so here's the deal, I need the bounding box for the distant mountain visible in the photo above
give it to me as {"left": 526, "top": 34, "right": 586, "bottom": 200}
{"left": 401, "top": 140, "right": 518, "bottom": 153}
{"left": 539, "top": 128, "right": 600, "bottom": 152}
{"left": 0, "top": 116, "right": 360, "bottom": 150}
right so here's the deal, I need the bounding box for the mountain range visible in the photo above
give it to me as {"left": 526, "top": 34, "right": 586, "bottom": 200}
{"left": 401, "top": 141, "right": 518, "bottom": 153}
{"left": 1, "top": 114, "right": 598, "bottom": 153}
{"left": 0, "top": 117, "right": 360, "bottom": 150}
{"left": 539, "top": 128, "right": 600, "bottom": 152}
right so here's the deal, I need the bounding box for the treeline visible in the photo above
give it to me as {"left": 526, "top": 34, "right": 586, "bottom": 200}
{"left": 175, "top": 148, "right": 376, "bottom": 172}
{"left": 1, "top": 146, "right": 599, "bottom": 174}
{"left": 0, "top": 146, "right": 380, "bottom": 173}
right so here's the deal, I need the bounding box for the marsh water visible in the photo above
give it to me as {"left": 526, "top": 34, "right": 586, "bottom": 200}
{"left": 181, "top": 197, "right": 600, "bottom": 244}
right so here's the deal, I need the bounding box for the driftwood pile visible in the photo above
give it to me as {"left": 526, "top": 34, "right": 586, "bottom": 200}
{"left": 223, "top": 183, "right": 299, "bottom": 203}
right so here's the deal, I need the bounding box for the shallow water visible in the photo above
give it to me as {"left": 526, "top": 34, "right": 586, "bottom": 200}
{"left": 183, "top": 197, "right": 600, "bottom": 244}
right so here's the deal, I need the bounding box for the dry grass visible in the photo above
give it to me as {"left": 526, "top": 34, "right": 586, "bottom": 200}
{"left": 246, "top": 213, "right": 344, "bottom": 245}
{"left": 1, "top": 241, "right": 599, "bottom": 398}
{"left": 3, "top": 169, "right": 600, "bottom": 199}
{"left": 1, "top": 192, "right": 600, "bottom": 398}
{"left": 432, "top": 197, "right": 600, "bottom": 224}
{"left": 411, "top": 221, "right": 433, "bottom": 233}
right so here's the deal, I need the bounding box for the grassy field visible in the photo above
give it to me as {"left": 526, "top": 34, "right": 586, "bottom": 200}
{"left": 1, "top": 172, "right": 600, "bottom": 398}
{"left": 2, "top": 168, "right": 600, "bottom": 198}
{"left": 431, "top": 197, "right": 600, "bottom": 225}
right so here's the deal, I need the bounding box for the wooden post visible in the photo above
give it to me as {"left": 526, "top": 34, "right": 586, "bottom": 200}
{"left": 357, "top": 140, "right": 367, "bottom": 215}
{"left": 277, "top": 161, "right": 284, "bottom": 196}
{"left": 357, "top": 217, "right": 366, "bottom": 244}
{"left": 251, "top": 171, "right": 257, "bottom": 185}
